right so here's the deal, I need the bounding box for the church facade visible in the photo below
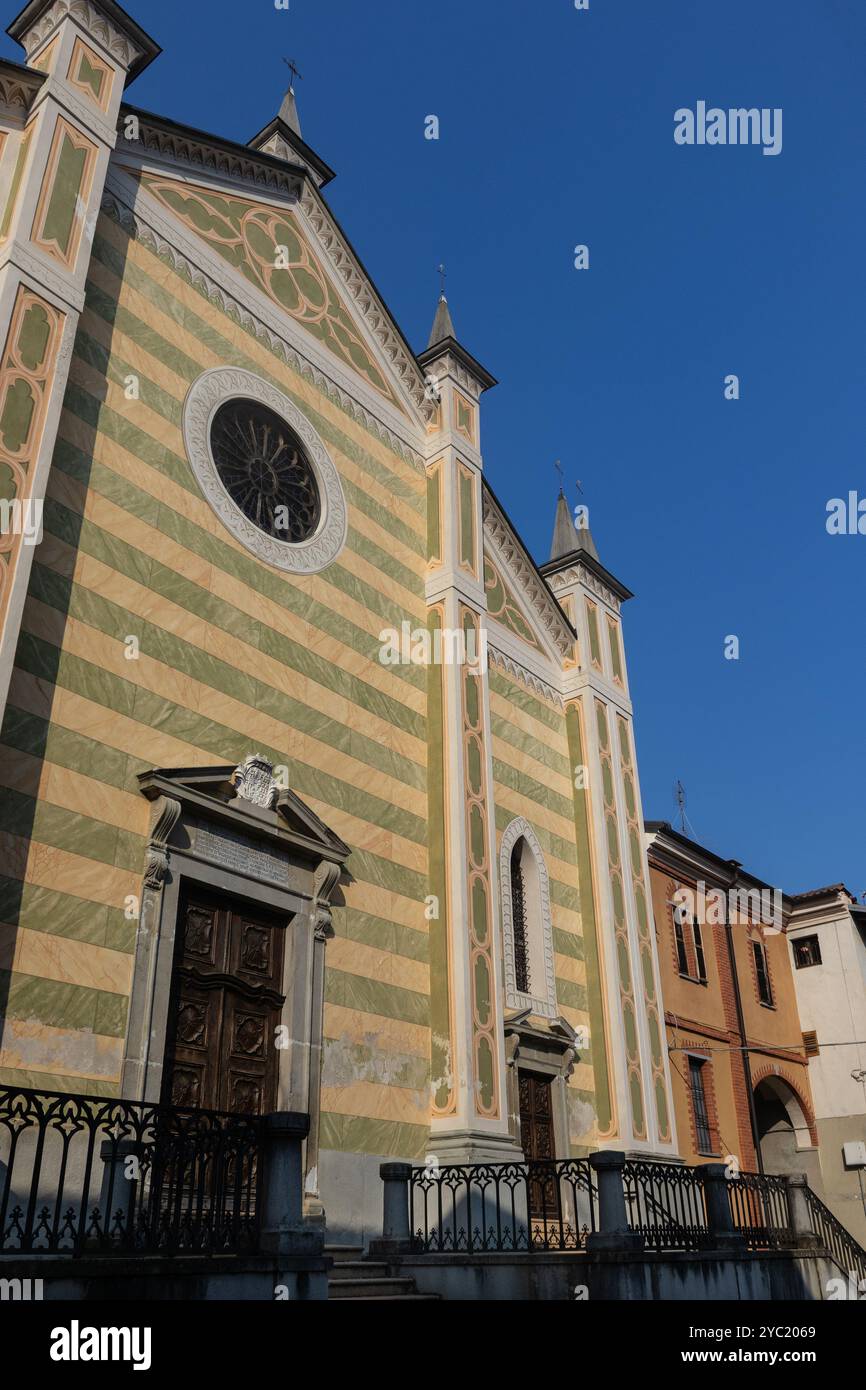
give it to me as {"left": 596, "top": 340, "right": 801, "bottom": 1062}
{"left": 0, "top": 0, "right": 677, "bottom": 1244}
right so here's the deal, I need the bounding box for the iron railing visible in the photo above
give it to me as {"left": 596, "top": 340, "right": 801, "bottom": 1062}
{"left": 410, "top": 1159, "right": 597, "bottom": 1252}
{"left": 0, "top": 1085, "right": 262, "bottom": 1256}
{"left": 803, "top": 1184, "right": 866, "bottom": 1286}
{"left": 409, "top": 1156, "right": 855, "bottom": 1257}
{"left": 727, "top": 1170, "right": 790, "bottom": 1248}
{"left": 622, "top": 1159, "right": 709, "bottom": 1250}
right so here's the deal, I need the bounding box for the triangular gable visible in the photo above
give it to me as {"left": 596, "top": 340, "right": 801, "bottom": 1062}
{"left": 133, "top": 171, "right": 410, "bottom": 417}
{"left": 483, "top": 486, "right": 575, "bottom": 665}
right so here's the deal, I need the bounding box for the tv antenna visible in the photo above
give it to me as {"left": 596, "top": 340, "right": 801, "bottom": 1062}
{"left": 673, "top": 779, "right": 697, "bottom": 839}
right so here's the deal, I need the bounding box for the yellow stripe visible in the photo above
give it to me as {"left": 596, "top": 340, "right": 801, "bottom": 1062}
{"left": 323, "top": 1003, "right": 430, "bottom": 1056}
{"left": 0, "top": 830, "right": 138, "bottom": 909}
{"left": 327, "top": 936, "right": 429, "bottom": 996}
{"left": 0, "top": 922, "right": 133, "bottom": 995}
{"left": 320, "top": 1079, "right": 429, "bottom": 1124}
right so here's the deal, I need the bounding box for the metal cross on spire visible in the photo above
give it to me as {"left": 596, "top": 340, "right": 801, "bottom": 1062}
{"left": 437, "top": 263, "right": 447, "bottom": 298}
{"left": 554, "top": 459, "right": 563, "bottom": 493}
{"left": 282, "top": 57, "right": 304, "bottom": 89}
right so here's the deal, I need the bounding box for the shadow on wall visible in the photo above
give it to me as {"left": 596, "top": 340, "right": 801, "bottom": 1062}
{"left": 755, "top": 1077, "right": 822, "bottom": 1192}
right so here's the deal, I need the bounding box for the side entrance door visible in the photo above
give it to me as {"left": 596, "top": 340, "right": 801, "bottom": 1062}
{"left": 162, "top": 891, "right": 287, "bottom": 1116}
{"left": 518, "top": 1069, "right": 559, "bottom": 1222}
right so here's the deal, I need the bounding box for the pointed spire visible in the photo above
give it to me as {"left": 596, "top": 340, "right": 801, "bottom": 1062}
{"left": 278, "top": 83, "right": 302, "bottom": 138}
{"left": 428, "top": 293, "right": 455, "bottom": 349}
{"left": 549, "top": 489, "right": 599, "bottom": 563}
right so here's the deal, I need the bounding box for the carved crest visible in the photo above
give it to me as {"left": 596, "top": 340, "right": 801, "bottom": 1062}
{"left": 232, "top": 753, "right": 280, "bottom": 810}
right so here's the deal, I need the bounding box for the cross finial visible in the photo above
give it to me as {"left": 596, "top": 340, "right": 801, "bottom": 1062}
{"left": 282, "top": 56, "right": 303, "bottom": 89}
{"left": 437, "top": 263, "right": 447, "bottom": 299}
{"left": 554, "top": 459, "right": 563, "bottom": 494}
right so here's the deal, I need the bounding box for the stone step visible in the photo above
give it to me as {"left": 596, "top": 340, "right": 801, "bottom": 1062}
{"left": 329, "top": 1261, "right": 393, "bottom": 1280}
{"left": 328, "top": 1276, "right": 423, "bottom": 1300}
{"left": 325, "top": 1245, "right": 365, "bottom": 1263}
{"left": 331, "top": 1294, "right": 441, "bottom": 1301}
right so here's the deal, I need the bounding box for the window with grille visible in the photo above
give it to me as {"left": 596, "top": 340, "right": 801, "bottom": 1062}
{"left": 752, "top": 939, "right": 773, "bottom": 1005}
{"left": 688, "top": 1056, "right": 714, "bottom": 1154}
{"left": 510, "top": 841, "right": 531, "bottom": 995}
{"left": 793, "top": 935, "right": 822, "bottom": 969}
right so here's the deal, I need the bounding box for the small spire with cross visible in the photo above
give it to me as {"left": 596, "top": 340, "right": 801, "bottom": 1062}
{"left": 278, "top": 58, "right": 304, "bottom": 138}
{"left": 282, "top": 56, "right": 303, "bottom": 92}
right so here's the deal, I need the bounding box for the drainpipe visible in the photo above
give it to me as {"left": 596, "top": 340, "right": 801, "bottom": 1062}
{"left": 723, "top": 860, "right": 764, "bottom": 1175}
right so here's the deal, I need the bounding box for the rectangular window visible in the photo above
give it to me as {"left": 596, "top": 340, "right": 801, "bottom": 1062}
{"left": 692, "top": 919, "right": 707, "bottom": 982}
{"left": 688, "top": 1057, "right": 714, "bottom": 1154}
{"left": 793, "top": 935, "right": 822, "bottom": 969}
{"left": 672, "top": 906, "right": 689, "bottom": 975}
{"left": 752, "top": 940, "right": 773, "bottom": 1005}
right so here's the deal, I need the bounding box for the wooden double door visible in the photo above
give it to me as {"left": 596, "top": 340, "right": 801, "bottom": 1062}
{"left": 519, "top": 1070, "right": 559, "bottom": 1220}
{"left": 162, "top": 891, "right": 287, "bottom": 1116}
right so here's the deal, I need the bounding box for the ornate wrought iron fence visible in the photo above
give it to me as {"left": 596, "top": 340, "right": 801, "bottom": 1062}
{"left": 410, "top": 1159, "right": 597, "bottom": 1253}
{"left": 622, "top": 1159, "right": 710, "bottom": 1250}
{"left": 726, "top": 1171, "right": 789, "bottom": 1248}
{"left": 0, "top": 1086, "right": 262, "bottom": 1256}
{"left": 803, "top": 1184, "right": 866, "bottom": 1286}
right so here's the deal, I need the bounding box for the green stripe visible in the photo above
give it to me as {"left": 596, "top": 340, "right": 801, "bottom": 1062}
{"left": 556, "top": 977, "right": 588, "bottom": 1013}
{"left": 320, "top": 1112, "right": 427, "bottom": 1160}
{"left": 0, "top": 1067, "right": 119, "bottom": 1096}
{"left": 492, "top": 756, "right": 574, "bottom": 823}
{"left": 336, "top": 908, "right": 429, "bottom": 963}
{"left": 0, "top": 969, "right": 128, "bottom": 1036}
{"left": 325, "top": 968, "right": 429, "bottom": 1027}
{"left": 553, "top": 927, "right": 584, "bottom": 962}
{"left": 0, "top": 873, "right": 134, "bottom": 953}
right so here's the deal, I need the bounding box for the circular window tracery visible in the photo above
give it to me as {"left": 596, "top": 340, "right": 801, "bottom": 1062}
{"left": 182, "top": 367, "right": 347, "bottom": 574}
{"left": 210, "top": 399, "right": 321, "bottom": 543}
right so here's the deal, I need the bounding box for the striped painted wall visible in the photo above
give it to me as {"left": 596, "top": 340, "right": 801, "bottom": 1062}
{"left": 488, "top": 659, "right": 597, "bottom": 1152}
{"left": 0, "top": 205, "right": 432, "bottom": 1160}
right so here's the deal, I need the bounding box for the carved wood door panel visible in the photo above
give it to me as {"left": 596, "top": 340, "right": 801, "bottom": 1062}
{"left": 162, "top": 893, "right": 287, "bottom": 1116}
{"left": 519, "top": 1070, "right": 559, "bottom": 1221}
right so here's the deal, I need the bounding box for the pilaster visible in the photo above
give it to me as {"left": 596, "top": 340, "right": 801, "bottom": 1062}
{"left": 0, "top": 0, "right": 159, "bottom": 727}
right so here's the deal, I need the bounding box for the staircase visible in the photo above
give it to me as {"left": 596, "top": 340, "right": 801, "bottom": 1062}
{"left": 326, "top": 1245, "right": 440, "bottom": 1301}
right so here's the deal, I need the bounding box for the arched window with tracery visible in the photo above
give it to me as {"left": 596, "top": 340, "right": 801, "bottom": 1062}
{"left": 500, "top": 818, "right": 557, "bottom": 1017}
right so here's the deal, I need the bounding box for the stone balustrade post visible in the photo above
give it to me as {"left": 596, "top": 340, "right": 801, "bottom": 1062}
{"left": 701, "top": 1163, "right": 745, "bottom": 1250}
{"left": 369, "top": 1161, "right": 413, "bottom": 1258}
{"left": 259, "top": 1111, "right": 320, "bottom": 1255}
{"left": 784, "top": 1173, "right": 821, "bottom": 1248}
{"left": 99, "top": 1138, "right": 140, "bottom": 1246}
{"left": 586, "top": 1150, "right": 644, "bottom": 1252}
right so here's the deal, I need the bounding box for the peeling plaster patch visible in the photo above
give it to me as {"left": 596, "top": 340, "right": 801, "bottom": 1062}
{"left": 568, "top": 1093, "right": 597, "bottom": 1140}
{"left": 429, "top": 1030, "right": 453, "bottom": 1103}
{"left": 322, "top": 1033, "right": 429, "bottom": 1092}
{"left": 0, "top": 1018, "right": 122, "bottom": 1079}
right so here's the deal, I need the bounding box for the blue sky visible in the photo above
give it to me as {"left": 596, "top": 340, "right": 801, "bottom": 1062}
{"left": 4, "top": 0, "right": 864, "bottom": 895}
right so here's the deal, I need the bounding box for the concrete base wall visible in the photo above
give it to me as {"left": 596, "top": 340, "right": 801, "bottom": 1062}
{"left": 0, "top": 1254, "right": 330, "bottom": 1301}
{"left": 399, "top": 1249, "right": 838, "bottom": 1302}
{"left": 319, "top": 1147, "right": 394, "bottom": 1247}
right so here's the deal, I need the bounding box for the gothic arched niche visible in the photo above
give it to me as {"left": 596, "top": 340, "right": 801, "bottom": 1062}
{"left": 500, "top": 817, "right": 557, "bottom": 1018}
